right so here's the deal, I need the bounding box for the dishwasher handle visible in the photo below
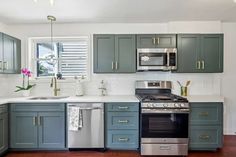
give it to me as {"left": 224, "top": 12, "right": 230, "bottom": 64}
{"left": 68, "top": 105, "right": 103, "bottom": 110}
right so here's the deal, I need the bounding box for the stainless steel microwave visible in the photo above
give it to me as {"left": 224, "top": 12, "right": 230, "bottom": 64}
{"left": 137, "top": 48, "right": 177, "bottom": 71}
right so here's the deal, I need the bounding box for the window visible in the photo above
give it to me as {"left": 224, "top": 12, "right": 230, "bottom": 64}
{"left": 30, "top": 37, "right": 89, "bottom": 79}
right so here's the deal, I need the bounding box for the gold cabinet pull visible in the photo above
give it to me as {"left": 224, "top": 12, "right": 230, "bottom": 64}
{"left": 152, "top": 38, "right": 156, "bottom": 45}
{"left": 38, "top": 116, "right": 41, "bottom": 126}
{"left": 118, "top": 106, "right": 129, "bottom": 110}
{"left": 196, "top": 61, "right": 201, "bottom": 69}
{"left": 199, "top": 112, "right": 209, "bottom": 116}
{"left": 201, "top": 60, "right": 205, "bottom": 70}
{"left": 112, "top": 61, "right": 114, "bottom": 70}
{"left": 118, "top": 120, "right": 129, "bottom": 123}
{"left": 0, "top": 61, "right": 2, "bottom": 70}
{"left": 199, "top": 134, "right": 210, "bottom": 140}
{"left": 3, "top": 61, "right": 8, "bottom": 70}
{"left": 115, "top": 61, "right": 118, "bottom": 70}
{"left": 118, "top": 138, "right": 129, "bottom": 142}
{"left": 33, "top": 117, "right": 37, "bottom": 126}
{"left": 156, "top": 37, "right": 160, "bottom": 45}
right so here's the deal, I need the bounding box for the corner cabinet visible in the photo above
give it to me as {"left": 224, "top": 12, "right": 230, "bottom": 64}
{"left": 136, "top": 34, "right": 176, "bottom": 48}
{"left": 105, "top": 103, "right": 139, "bottom": 150}
{"left": 0, "top": 104, "right": 8, "bottom": 155}
{"left": 0, "top": 33, "right": 21, "bottom": 74}
{"left": 10, "top": 103, "right": 66, "bottom": 149}
{"left": 93, "top": 34, "right": 136, "bottom": 73}
{"left": 176, "top": 34, "right": 223, "bottom": 73}
{"left": 189, "top": 102, "right": 223, "bottom": 151}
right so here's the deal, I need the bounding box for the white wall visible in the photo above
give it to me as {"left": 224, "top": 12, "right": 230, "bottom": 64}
{"left": 222, "top": 23, "right": 236, "bottom": 135}
{"left": 5, "top": 21, "right": 236, "bottom": 135}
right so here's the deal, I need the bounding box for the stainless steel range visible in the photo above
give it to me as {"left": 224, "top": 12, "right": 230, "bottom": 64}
{"left": 135, "top": 80, "right": 189, "bottom": 156}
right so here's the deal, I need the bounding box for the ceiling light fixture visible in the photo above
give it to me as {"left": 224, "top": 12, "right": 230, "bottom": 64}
{"left": 33, "top": 0, "right": 55, "bottom": 6}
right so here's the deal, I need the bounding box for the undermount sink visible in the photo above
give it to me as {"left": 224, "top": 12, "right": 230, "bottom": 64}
{"left": 28, "top": 96, "right": 69, "bottom": 100}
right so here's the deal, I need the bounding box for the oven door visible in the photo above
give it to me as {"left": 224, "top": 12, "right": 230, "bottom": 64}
{"left": 141, "top": 110, "right": 189, "bottom": 139}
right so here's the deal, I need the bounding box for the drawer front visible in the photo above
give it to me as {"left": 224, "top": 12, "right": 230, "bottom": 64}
{"left": 190, "top": 103, "right": 223, "bottom": 125}
{"left": 106, "top": 103, "right": 139, "bottom": 112}
{"left": 189, "top": 125, "right": 223, "bottom": 150}
{"left": 106, "top": 130, "right": 139, "bottom": 149}
{"left": 107, "top": 112, "right": 139, "bottom": 130}
{"left": 0, "top": 105, "right": 7, "bottom": 114}
{"left": 11, "top": 103, "right": 65, "bottom": 112}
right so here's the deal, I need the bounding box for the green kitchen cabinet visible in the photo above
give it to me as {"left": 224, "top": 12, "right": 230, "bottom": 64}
{"left": 189, "top": 102, "right": 223, "bottom": 151}
{"left": 10, "top": 112, "right": 38, "bottom": 148}
{"left": 0, "top": 105, "right": 8, "bottom": 155}
{"left": 10, "top": 103, "right": 66, "bottom": 149}
{"left": 94, "top": 34, "right": 136, "bottom": 73}
{"left": 0, "top": 33, "right": 21, "bottom": 74}
{"left": 137, "top": 34, "right": 177, "bottom": 48}
{"left": 105, "top": 102, "right": 139, "bottom": 150}
{"left": 176, "top": 34, "right": 223, "bottom": 73}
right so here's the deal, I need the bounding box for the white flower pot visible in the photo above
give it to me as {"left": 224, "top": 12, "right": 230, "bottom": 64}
{"left": 22, "top": 90, "right": 30, "bottom": 97}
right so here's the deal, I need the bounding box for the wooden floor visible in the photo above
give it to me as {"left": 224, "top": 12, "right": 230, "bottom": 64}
{"left": 5, "top": 136, "right": 236, "bottom": 157}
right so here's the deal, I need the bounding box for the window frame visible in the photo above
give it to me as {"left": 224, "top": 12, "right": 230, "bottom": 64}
{"left": 28, "top": 36, "right": 91, "bottom": 82}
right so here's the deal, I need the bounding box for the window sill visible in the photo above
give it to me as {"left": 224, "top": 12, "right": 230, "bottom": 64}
{"left": 30, "top": 77, "right": 89, "bottom": 83}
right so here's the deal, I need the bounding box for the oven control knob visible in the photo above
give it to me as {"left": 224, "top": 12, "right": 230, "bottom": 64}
{"left": 163, "top": 104, "right": 168, "bottom": 107}
{"left": 180, "top": 103, "right": 185, "bottom": 107}
{"left": 148, "top": 103, "right": 153, "bottom": 107}
{"left": 174, "top": 103, "right": 180, "bottom": 107}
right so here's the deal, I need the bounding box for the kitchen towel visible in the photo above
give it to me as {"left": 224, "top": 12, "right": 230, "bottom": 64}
{"left": 68, "top": 106, "right": 83, "bottom": 131}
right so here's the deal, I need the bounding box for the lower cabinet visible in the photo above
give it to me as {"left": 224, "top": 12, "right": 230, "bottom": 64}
{"left": 0, "top": 104, "right": 8, "bottom": 155}
{"left": 105, "top": 103, "right": 139, "bottom": 150}
{"left": 189, "top": 102, "right": 223, "bottom": 150}
{"left": 10, "top": 103, "right": 66, "bottom": 149}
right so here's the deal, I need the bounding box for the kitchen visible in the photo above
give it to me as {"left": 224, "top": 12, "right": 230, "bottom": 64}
{"left": 0, "top": 0, "right": 236, "bottom": 157}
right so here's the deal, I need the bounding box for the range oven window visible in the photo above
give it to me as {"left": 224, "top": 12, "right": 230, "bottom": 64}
{"left": 142, "top": 113, "right": 188, "bottom": 138}
{"left": 139, "top": 53, "right": 167, "bottom": 66}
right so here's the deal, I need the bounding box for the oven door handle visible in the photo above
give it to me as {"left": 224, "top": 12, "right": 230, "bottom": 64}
{"left": 141, "top": 109, "right": 190, "bottom": 114}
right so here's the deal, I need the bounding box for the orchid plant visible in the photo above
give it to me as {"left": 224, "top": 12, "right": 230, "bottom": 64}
{"left": 15, "top": 68, "right": 36, "bottom": 92}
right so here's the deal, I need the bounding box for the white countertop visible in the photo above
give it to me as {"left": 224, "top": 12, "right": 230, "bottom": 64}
{"left": 0, "top": 95, "right": 140, "bottom": 105}
{"left": 186, "top": 95, "right": 224, "bottom": 103}
{"left": 0, "top": 95, "right": 224, "bottom": 105}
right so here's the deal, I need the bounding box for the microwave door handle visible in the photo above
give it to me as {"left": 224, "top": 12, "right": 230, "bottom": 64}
{"left": 167, "top": 52, "right": 170, "bottom": 68}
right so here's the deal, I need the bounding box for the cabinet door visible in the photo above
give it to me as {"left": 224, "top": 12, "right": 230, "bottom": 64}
{"left": 93, "top": 34, "right": 115, "bottom": 73}
{"left": 38, "top": 112, "right": 65, "bottom": 148}
{"left": 3, "top": 34, "right": 15, "bottom": 73}
{"left": 155, "top": 34, "right": 176, "bottom": 48}
{"left": 137, "top": 34, "right": 156, "bottom": 48}
{"left": 10, "top": 112, "right": 38, "bottom": 148}
{"left": 200, "top": 34, "right": 223, "bottom": 73}
{"left": 176, "top": 34, "right": 201, "bottom": 73}
{"left": 0, "top": 113, "right": 8, "bottom": 154}
{"left": 115, "top": 35, "right": 136, "bottom": 73}
{"left": 13, "top": 38, "right": 21, "bottom": 74}
{"left": 0, "top": 33, "right": 3, "bottom": 73}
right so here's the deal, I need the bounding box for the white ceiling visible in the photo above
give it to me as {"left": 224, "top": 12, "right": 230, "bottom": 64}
{"left": 0, "top": 0, "right": 236, "bottom": 24}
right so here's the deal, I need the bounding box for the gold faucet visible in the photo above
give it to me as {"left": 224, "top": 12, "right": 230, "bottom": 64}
{"left": 50, "top": 76, "right": 60, "bottom": 96}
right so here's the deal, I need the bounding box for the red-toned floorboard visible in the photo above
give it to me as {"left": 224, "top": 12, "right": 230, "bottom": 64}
{"left": 5, "top": 135, "right": 236, "bottom": 157}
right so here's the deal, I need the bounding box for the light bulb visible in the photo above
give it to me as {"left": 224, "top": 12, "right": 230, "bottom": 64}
{"left": 50, "top": 0, "right": 54, "bottom": 6}
{"left": 33, "top": 0, "right": 37, "bottom": 2}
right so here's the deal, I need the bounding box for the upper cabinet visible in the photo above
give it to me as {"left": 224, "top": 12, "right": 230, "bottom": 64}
{"left": 137, "top": 34, "right": 177, "bottom": 48}
{"left": 94, "top": 34, "right": 136, "bottom": 73}
{"left": 176, "top": 34, "right": 223, "bottom": 73}
{"left": 0, "top": 33, "right": 21, "bottom": 74}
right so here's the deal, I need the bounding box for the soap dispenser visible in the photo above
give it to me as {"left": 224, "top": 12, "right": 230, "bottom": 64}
{"left": 75, "top": 76, "right": 84, "bottom": 96}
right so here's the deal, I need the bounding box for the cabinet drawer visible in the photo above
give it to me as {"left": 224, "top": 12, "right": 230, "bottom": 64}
{"left": 0, "top": 105, "right": 7, "bottom": 114}
{"left": 106, "top": 130, "right": 139, "bottom": 149}
{"left": 189, "top": 125, "right": 223, "bottom": 150}
{"left": 107, "top": 112, "right": 138, "bottom": 130}
{"left": 106, "top": 103, "right": 139, "bottom": 112}
{"left": 11, "top": 103, "right": 65, "bottom": 112}
{"left": 190, "top": 103, "right": 223, "bottom": 125}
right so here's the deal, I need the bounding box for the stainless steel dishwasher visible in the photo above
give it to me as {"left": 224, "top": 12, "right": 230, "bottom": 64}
{"left": 67, "top": 103, "right": 104, "bottom": 149}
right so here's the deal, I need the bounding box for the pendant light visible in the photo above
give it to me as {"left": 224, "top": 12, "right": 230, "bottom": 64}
{"left": 33, "top": 0, "right": 55, "bottom": 6}
{"left": 47, "top": 15, "right": 56, "bottom": 62}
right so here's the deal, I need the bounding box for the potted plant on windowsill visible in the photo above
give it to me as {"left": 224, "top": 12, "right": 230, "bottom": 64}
{"left": 15, "top": 68, "right": 36, "bottom": 97}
